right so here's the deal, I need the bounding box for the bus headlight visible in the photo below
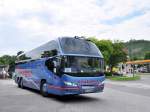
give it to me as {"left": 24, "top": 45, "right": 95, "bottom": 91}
{"left": 64, "top": 81, "right": 78, "bottom": 87}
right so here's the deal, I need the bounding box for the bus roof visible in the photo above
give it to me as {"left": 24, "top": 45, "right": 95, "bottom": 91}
{"left": 17, "top": 36, "right": 103, "bottom": 62}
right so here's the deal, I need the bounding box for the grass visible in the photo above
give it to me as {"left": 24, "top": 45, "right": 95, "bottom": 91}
{"left": 106, "top": 75, "right": 141, "bottom": 81}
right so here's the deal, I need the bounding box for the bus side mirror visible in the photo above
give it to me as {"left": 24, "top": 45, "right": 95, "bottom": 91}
{"left": 45, "top": 58, "right": 61, "bottom": 75}
{"left": 51, "top": 60, "right": 59, "bottom": 73}
{"left": 52, "top": 60, "right": 62, "bottom": 75}
{"left": 53, "top": 61, "right": 57, "bottom": 68}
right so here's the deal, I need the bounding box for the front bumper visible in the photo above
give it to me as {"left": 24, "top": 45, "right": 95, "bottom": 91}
{"left": 47, "top": 83, "right": 104, "bottom": 95}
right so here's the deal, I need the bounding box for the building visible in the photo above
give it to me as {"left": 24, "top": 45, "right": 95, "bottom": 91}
{"left": 126, "top": 60, "right": 150, "bottom": 73}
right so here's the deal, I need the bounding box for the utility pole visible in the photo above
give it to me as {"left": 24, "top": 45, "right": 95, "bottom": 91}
{"left": 129, "top": 38, "right": 135, "bottom": 77}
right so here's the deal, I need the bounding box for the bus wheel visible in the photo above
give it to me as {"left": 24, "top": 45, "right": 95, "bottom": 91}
{"left": 40, "top": 81, "right": 48, "bottom": 97}
{"left": 20, "top": 78, "right": 24, "bottom": 89}
{"left": 17, "top": 77, "right": 21, "bottom": 88}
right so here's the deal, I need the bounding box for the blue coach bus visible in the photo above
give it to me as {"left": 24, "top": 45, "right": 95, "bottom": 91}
{"left": 14, "top": 36, "right": 105, "bottom": 96}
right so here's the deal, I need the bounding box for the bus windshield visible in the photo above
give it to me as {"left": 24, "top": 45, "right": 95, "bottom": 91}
{"left": 62, "top": 56, "right": 104, "bottom": 77}
{"left": 60, "top": 38, "right": 103, "bottom": 57}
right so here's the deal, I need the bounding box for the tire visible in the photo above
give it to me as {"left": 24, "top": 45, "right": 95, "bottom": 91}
{"left": 20, "top": 78, "right": 24, "bottom": 89}
{"left": 17, "top": 77, "right": 21, "bottom": 88}
{"left": 40, "top": 81, "right": 48, "bottom": 97}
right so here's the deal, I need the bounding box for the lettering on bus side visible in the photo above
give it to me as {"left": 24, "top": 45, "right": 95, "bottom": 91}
{"left": 16, "top": 69, "right": 32, "bottom": 77}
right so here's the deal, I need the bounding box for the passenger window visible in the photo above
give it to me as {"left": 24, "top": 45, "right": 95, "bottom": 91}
{"left": 41, "top": 49, "right": 58, "bottom": 58}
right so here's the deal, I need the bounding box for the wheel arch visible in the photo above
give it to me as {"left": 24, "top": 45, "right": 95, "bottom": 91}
{"left": 41, "top": 79, "right": 47, "bottom": 84}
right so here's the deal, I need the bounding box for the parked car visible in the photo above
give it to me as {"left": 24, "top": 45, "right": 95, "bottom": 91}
{"left": 139, "top": 67, "right": 148, "bottom": 73}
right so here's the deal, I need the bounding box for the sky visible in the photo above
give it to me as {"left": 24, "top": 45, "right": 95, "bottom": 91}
{"left": 0, "top": 0, "right": 150, "bottom": 56}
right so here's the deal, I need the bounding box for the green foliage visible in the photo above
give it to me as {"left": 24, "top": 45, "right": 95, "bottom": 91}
{"left": 88, "top": 37, "right": 113, "bottom": 65}
{"left": 0, "top": 55, "right": 16, "bottom": 66}
{"left": 132, "top": 56, "right": 139, "bottom": 60}
{"left": 109, "top": 40, "right": 127, "bottom": 70}
{"left": 125, "top": 39, "right": 150, "bottom": 60}
{"left": 97, "top": 40, "right": 113, "bottom": 64}
{"left": 107, "top": 75, "right": 141, "bottom": 81}
{"left": 104, "top": 72, "right": 112, "bottom": 77}
{"left": 88, "top": 37, "right": 99, "bottom": 44}
{"left": 144, "top": 51, "right": 150, "bottom": 59}
{"left": 88, "top": 37, "right": 127, "bottom": 70}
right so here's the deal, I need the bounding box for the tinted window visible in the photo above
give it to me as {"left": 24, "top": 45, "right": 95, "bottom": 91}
{"left": 18, "top": 54, "right": 31, "bottom": 61}
{"left": 41, "top": 49, "right": 58, "bottom": 58}
{"left": 60, "top": 56, "right": 104, "bottom": 77}
{"left": 18, "top": 40, "right": 59, "bottom": 61}
{"left": 63, "top": 56, "right": 104, "bottom": 73}
{"left": 60, "top": 38, "right": 103, "bottom": 57}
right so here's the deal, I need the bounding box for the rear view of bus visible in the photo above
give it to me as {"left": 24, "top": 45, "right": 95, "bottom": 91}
{"left": 14, "top": 36, "right": 105, "bottom": 96}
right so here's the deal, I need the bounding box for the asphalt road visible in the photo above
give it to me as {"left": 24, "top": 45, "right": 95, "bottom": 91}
{"left": 1, "top": 74, "right": 150, "bottom": 112}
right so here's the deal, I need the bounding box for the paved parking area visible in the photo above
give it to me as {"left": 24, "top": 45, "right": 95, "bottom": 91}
{"left": 0, "top": 75, "right": 150, "bottom": 112}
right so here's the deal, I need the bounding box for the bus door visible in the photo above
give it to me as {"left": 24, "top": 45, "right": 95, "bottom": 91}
{"left": 45, "top": 57, "right": 61, "bottom": 86}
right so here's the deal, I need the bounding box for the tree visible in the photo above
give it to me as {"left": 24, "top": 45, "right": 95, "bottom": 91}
{"left": 87, "top": 37, "right": 99, "bottom": 44}
{"left": 96, "top": 40, "right": 113, "bottom": 65}
{"left": 144, "top": 52, "right": 150, "bottom": 59}
{"left": 88, "top": 37, "right": 127, "bottom": 72}
{"left": 132, "top": 56, "right": 139, "bottom": 60}
{"left": 0, "top": 55, "right": 11, "bottom": 65}
{"left": 0, "top": 55, "right": 17, "bottom": 77}
{"left": 109, "top": 41, "right": 127, "bottom": 72}
{"left": 0, "top": 55, "right": 16, "bottom": 65}
{"left": 88, "top": 37, "right": 113, "bottom": 65}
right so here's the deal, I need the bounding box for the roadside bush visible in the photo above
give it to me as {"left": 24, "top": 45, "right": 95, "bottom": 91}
{"left": 107, "top": 75, "right": 141, "bottom": 81}
{"left": 113, "top": 72, "right": 123, "bottom": 76}
{"left": 104, "top": 72, "right": 112, "bottom": 77}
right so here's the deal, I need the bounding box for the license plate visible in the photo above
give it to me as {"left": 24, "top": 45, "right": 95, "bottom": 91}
{"left": 82, "top": 86, "right": 95, "bottom": 93}
{"left": 84, "top": 89, "right": 94, "bottom": 93}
